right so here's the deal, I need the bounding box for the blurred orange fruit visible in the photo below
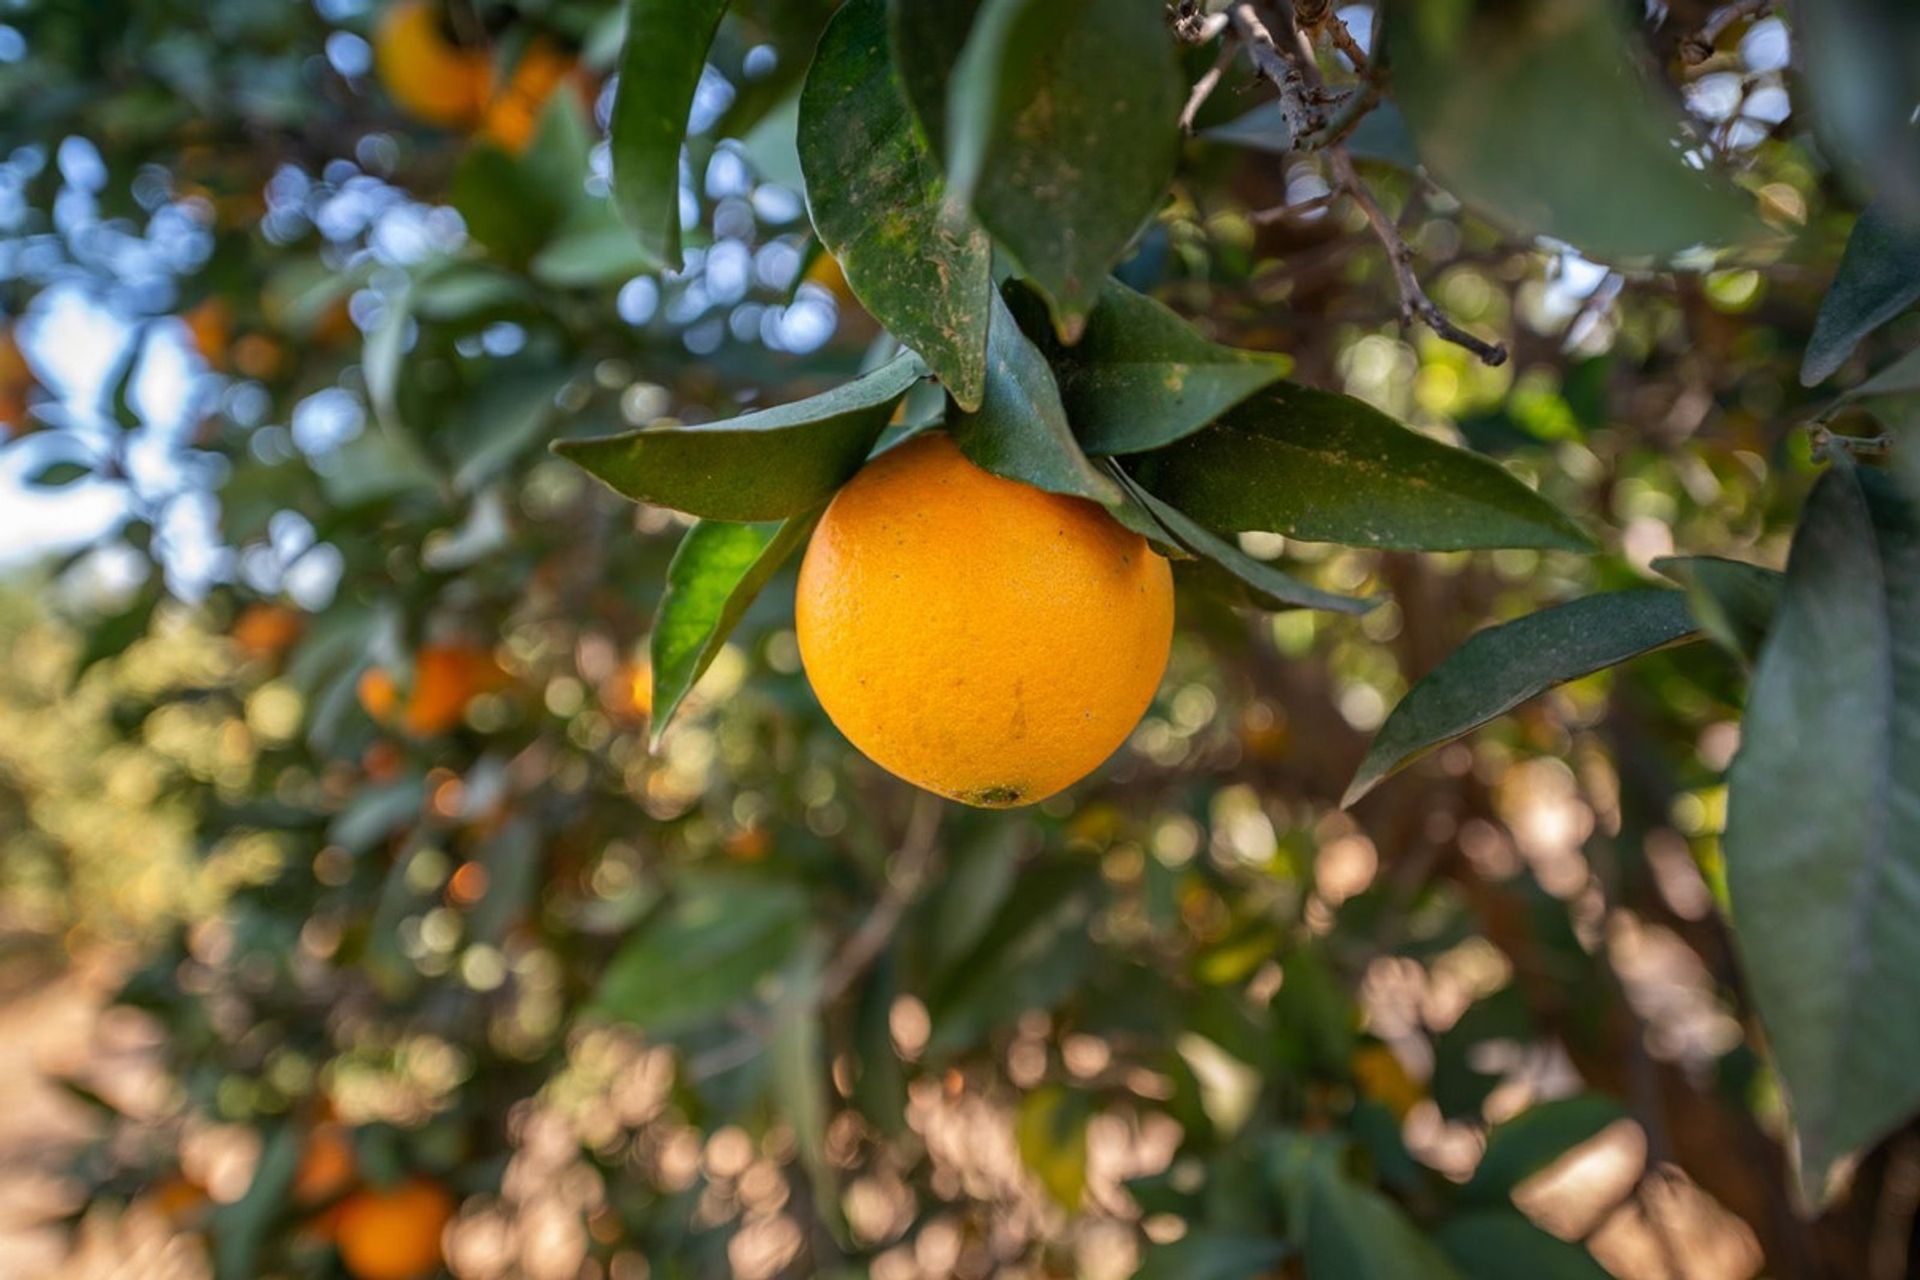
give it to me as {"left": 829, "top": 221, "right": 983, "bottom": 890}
{"left": 184, "top": 299, "right": 231, "bottom": 369}
{"left": 334, "top": 1178, "right": 455, "bottom": 1280}
{"left": 795, "top": 433, "right": 1173, "bottom": 807}
{"left": 478, "top": 41, "right": 583, "bottom": 153}
{"left": 802, "top": 251, "right": 860, "bottom": 308}
{"left": 359, "top": 645, "right": 508, "bottom": 737}
{"left": 292, "top": 1123, "right": 358, "bottom": 1207}
{"left": 231, "top": 603, "right": 304, "bottom": 660}
{"left": 150, "top": 1174, "right": 210, "bottom": 1224}
{"left": 0, "top": 325, "right": 34, "bottom": 435}
{"left": 603, "top": 660, "right": 652, "bottom": 721}
{"left": 723, "top": 826, "right": 771, "bottom": 861}
{"left": 374, "top": 0, "right": 491, "bottom": 128}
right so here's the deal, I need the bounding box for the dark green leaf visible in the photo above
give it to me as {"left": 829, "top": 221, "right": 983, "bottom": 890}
{"left": 887, "top": 0, "right": 982, "bottom": 157}
{"left": 949, "top": 289, "right": 1120, "bottom": 505}
{"left": 104, "top": 328, "right": 144, "bottom": 431}
{"left": 800, "top": 0, "right": 991, "bottom": 409}
{"left": 1386, "top": 0, "right": 1760, "bottom": 260}
{"left": 531, "top": 206, "right": 658, "bottom": 288}
{"left": 1722, "top": 462, "right": 1920, "bottom": 1197}
{"left": 212, "top": 1123, "right": 301, "bottom": 1280}
{"left": 554, "top": 352, "right": 922, "bottom": 520}
{"left": 1437, "top": 1212, "right": 1612, "bottom": 1280}
{"left": 1005, "top": 278, "right": 1290, "bottom": 455}
{"left": 769, "top": 942, "right": 845, "bottom": 1238}
{"left": 327, "top": 778, "right": 426, "bottom": 855}
{"left": 446, "top": 364, "right": 573, "bottom": 494}
{"left": 651, "top": 516, "right": 813, "bottom": 744}
{"left": 946, "top": 0, "right": 1182, "bottom": 339}
{"left": 71, "top": 586, "right": 160, "bottom": 684}
{"left": 608, "top": 0, "right": 729, "bottom": 272}
{"left": 27, "top": 459, "right": 90, "bottom": 487}
{"left": 1803, "top": 204, "right": 1920, "bottom": 386}
{"left": 1462, "top": 1095, "right": 1626, "bottom": 1204}
{"left": 1346, "top": 591, "right": 1699, "bottom": 804}
{"left": 1122, "top": 476, "right": 1376, "bottom": 616}
{"left": 1135, "top": 1233, "right": 1289, "bottom": 1280}
{"left": 1652, "top": 555, "right": 1783, "bottom": 668}
{"left": 1129, "top": 384, "right": 1594, "bottom": 552}
{"left": 1791, "top": 0, "right": 1920, "bottom": 218}
{"left": 594, "top": 875, "right": 808, "bottom": 1033}
{"left": 1304, "top": 1162, "right": 1467, "bottom": 1280}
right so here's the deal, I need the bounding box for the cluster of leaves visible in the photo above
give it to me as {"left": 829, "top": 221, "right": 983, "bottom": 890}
{"left": 5, "top": 0, "right": 1920, "bottom": 1276}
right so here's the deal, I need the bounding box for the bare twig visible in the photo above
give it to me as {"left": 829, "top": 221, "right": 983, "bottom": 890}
{"left": 1254, "top": 5, "right": 1507, "bottom": 365}
{"left": 1322, "top": 9, "right": 1369, "bottom": 72}
{"left": 1810, "top": 425, "right": 1893, "bottom": 463}
{"left": 819, "top": 791, "right": 943, "bottom": 1002}
{"left": 1169, "top": 2, "right": 1227, "bottom": 44}
{"left": 1251, "top": 190, "right": 1338, "bottom": 224}
{"left": 1179, "top": 40, "right": 1236, "bottom": 134}
{"left": 1229, "top": 3, "right": 1326, "bottom": 143}
{"left": 1680, "top": 0, "right": 1775, "bottom": 64}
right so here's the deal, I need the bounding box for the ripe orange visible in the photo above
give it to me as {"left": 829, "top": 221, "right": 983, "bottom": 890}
{"left": 0, "top": 325, "right": 33, "bottom": 435}
{"left": 478, "top": 41, "right": 582, "bottom": 153}
{"left": 292, "top": 1123, "right": 358, "bottom": 1207}
{"left": 150, "top": 1173, "right": 210, "bottom": 1224}
{"left": 795, "top": 433, "right": 1173, "bottom": 807}
{"left": 374, "top": 0, "right": 490, "bottom": 129}
{"left": 1351, "top": 1043, "right": 1424, "bottom": 1120}
{"left": 184, "top": 299, "right": 231, "bottom": 369}
{"left": 231, "top": 603, "right": 304, "bottom": 660}
{"left": 359, "top": 645, "right": 507, "bottom": 737}
{"left": 334, "top": 1178, "right": 455, "bottom": 1280}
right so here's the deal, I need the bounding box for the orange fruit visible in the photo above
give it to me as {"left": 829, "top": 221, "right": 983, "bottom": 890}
{"left": 478, "top": 41, "right": 582, "bottom": 153}
{"left": 403, "top": 644, "right": 506, "bottom": 736}
{"left": 0, "top": 325, "right": 33, "bottom": 435}
{"left": 334, "top": 1178, "right": 455, "bottom": 1280}
{"left": 374, "top": 0, "right": 490, "bottom": 128}
{"left": 151, "top": 1174, "right": 210, "bottom": 1224}
{"left": 231, "top": 603, "right": 304, "bottom": 660}
{"left": 292, "top": 1124, "right": 358, "bottom": 1207}
{"left": 184, "top": 299, "right": 230, "bottom": 369}
{"left": 359, "top": 645, "right": 506, "bottom": 737}
{"left": 795, "top": 433, "right": 1173, "bottom": 807}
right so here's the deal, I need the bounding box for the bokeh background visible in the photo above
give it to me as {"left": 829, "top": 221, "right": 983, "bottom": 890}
{"left": 0, "top": 1, "right": 1893, "bottom": 1277}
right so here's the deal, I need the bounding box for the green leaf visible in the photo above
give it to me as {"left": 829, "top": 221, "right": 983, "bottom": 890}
{"left": 212, "top": 1123, "right": 302, "bottom": 1280}
{"left": 1651, "top": 555, "right": 1783, "bottom": 668}
{"left": 1436, "top": 1212, "right": 1612, "bottom": 1280}
{"left": 1121, "top": 475, "right": 1376, "bottom": 616}
{"left": 104, "top": 328, "right": 144, "bottom": 431}
{"left": 593, "top": 875, "right": 808, "bottom": 1034}
{"left": 445, "top": 363, "right": 574, "bottom": 494}
{"left": 554, "top": 352, "right": 922, "bottom": 520}
{"left": 1802, "top": 204, "right": 1920, "bottom": 386}
{"left": 1128, "top": 384, "right": 1594, "bottom": 552}
{"left": 1462, "top": 1094, "right": 1626, "bottom": 1204}
{"left": 1386, "top": 0, "right": 1760, "bottom": 260}
{"left": 1134, "top": 1234, "right": 1289, "bottom": 1280}
{"left": 26, "top": 459, "right": 90, "bottom": 487}
{"left": 1013, "top": 1085, "right": 1090, "bottom": 1210}
{"left": 1791, "top": 0, "right": 1920, "bottom": 219}
{"left": 769, "top": 941, "right": 845, "bottom": 1239}
{"left": 1005, "top": 278, "right": 1290, "bottom": 455}
{"left": 71, "top": 586, "right": 161, "bottom": 684}
{"left": 531, "top": 207, "right": 658, "bottom": 288}
{"left": 1345, "top": 591, "right": 1699, "bottom": 804}
{"left": 887, "top": 0, "right": 982, "bottom": 158}
{"left": 651, "top": 516, "right": 813, "bottom": 745}
{"left": 608, "top": 0, "right": 729, "bottom": 272}
{"left": 455, "top": 94, "right": 596, "bottom": 267}
{"left": 946, "top": 0, "right": 1182, "bottom": 339}
{"left": 949, "top": 289, "right": 1120, "bottom": 505}
{"left": 799, "top": 0, "right": 991, "bottom": 409}
{"left": 1722, "top": 462, "right": 1920, "bottom": 1197}
{"left": 1304, "top": 1163, "right": 1467, "bottom": 1280}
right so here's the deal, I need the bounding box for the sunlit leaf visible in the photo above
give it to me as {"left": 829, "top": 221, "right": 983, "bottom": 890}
{"left": 554, "top": 352, "right": 922, "bottom": 520}
{"left": 1461, "top": 1094, "right": 1626, "bottom": 1204}
{"left": 651, "top": 516, "right": 814, "bottom": 745}
{"left": 1346, "top": 591, "right": 1699, "bottom": 804}
{"left": 799, "top": 0, "right": 991, "bottom": 408}
{"left": 1723, "top": 462, "right": 1920, "bottom": 1198}
{"left": 608, "top": 0, "right": 729, "bottom": 272}
{"left": 1129, "top": 384, "right": 1594, "bottom": 552}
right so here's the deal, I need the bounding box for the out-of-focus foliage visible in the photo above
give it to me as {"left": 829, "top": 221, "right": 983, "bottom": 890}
{"left": 4, "top": 1, "right": 1920, "bottom": 1278}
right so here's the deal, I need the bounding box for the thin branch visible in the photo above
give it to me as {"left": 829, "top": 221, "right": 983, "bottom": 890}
{"left": 1322, "top": 9, "right": 1369, "bottom": 72}
{"left": 1680, "top": 0, "right": 1775, "bottom": 65}
{"left": 1179, "top": 40, "right": 1236, "bottom": 134}
{"left": 1228, "top": 2, "right": 1326, "bottom": 143}
{"left": 1257, "top": 4, "right": 1507, "bottom": 365}
{"left": 819, "top": 791, "right": 943, "bottom": 1002}
{"left": 1251, "top": 190, "right": 1337, "bottom": 224}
